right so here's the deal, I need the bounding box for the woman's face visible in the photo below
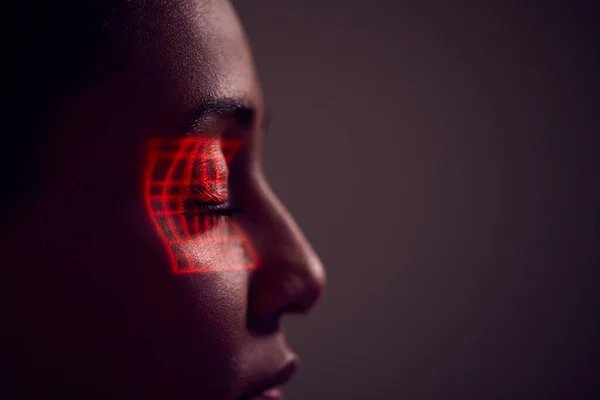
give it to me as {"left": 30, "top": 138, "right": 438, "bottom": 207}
{"left": 8, "top": 0, "right": 325, "bottom": 398}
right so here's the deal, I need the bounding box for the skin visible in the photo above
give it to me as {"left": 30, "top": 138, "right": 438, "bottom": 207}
{"left": 1, "top": 0, "right": 325, "bottom": 398}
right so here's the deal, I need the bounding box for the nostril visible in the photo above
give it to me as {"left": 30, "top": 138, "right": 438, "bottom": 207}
{"left": 282, "top": 301, "right": 313, "bottom": 316}
{"left": 294, "top": 275, "right": 326, "bottom": 314}
{"left": 247, "top": 261, "right": 326, "bottom": 333}
{"left": 281, "top": 267, "right": 325, "bottom": 315}
{"left": 247, "top": 285, "right": 319, "bottom": 335}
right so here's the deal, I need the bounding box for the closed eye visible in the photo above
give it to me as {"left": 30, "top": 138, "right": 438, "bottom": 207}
{"left": 180, "top": 200, "right": 243, "bottom": 217}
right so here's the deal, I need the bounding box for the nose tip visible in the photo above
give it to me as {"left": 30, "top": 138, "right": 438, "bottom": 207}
{"left": 281, "top": 255, "right": 326, "bottom": 315}
{"left": 249, "top": 250, "right": 326, "bottom": 328}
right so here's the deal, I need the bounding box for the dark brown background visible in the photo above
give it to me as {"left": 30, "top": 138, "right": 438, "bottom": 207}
{"left": 235, "top": 2, "right": 599, "bottom": 399}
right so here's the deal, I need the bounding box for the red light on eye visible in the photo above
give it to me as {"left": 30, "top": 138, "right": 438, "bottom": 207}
{"left": 144, "top": 137, "right": 259, "bottom": 274}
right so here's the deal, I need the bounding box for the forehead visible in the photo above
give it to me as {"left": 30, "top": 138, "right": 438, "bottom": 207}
{"left": 126, "top": 0, "right": 261, "bottom": 123}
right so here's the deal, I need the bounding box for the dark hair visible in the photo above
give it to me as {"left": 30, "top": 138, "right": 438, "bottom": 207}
{"left": 1, "top": 1, "right": 130, "bottom": 210}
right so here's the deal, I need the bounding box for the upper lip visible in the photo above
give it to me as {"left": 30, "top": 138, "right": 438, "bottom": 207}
{"left": 237, "top": 357, "right": 299, "bottom": 399}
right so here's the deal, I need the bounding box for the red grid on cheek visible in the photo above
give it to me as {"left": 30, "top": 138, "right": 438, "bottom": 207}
{"left": 144, "top": 137, "right": 259, "bottom": 274}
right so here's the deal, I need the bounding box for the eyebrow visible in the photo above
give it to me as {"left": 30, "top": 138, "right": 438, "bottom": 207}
{"left": 185, "top": 98, "right": 263, "bottom": 134}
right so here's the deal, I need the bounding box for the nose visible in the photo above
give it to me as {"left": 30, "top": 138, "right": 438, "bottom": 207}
{"left": 246, "top": 187, "right": 326, "bottom": 332}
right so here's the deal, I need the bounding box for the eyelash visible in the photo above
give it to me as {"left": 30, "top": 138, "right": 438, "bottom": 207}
{"left": 181, "top": 201, "right": 243, "bottom": 218}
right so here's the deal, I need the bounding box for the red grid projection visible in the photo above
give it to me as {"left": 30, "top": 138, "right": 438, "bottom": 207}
{"left": 144, "top": 137, "right": 259, "bottom": 274}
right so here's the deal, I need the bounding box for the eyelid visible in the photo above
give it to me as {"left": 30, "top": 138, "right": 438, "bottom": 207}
{"left": 220, "top": 139, "right": 243, "bottom": 165}
{"left": 180, "top": 185, "right": 228, "bottom": 204}
{"left": 146, "top": 136, "right": 242, "bottom": 206}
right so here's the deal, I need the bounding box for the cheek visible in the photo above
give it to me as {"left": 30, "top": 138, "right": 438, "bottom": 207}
{"left": 153, "top": 214, "right": 258, "bottom": 273}
{"left": 144, "top": 137, "right": 259, "bottom": 274}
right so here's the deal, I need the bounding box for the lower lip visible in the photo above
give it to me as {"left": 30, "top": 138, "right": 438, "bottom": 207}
{"left": 252, "top": 387, "right": 284, "bottom": 400}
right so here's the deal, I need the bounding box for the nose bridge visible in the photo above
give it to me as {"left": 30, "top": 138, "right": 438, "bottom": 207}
{"left": 247, "top": 189, "right": 326, "bottom": 325}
